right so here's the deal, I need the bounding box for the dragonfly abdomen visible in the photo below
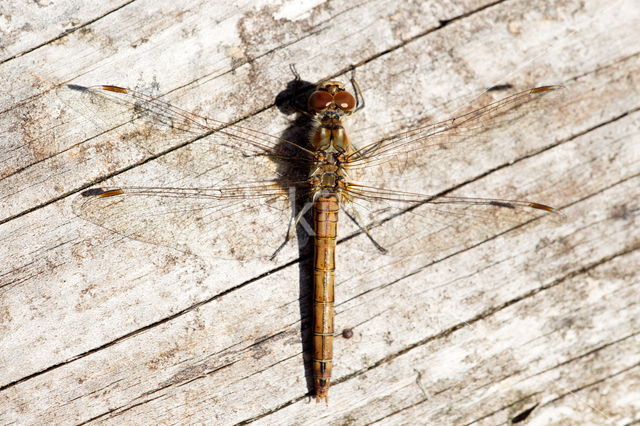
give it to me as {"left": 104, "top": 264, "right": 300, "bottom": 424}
{"left": 312, "top": 193, "right": 339, "bottom": 400}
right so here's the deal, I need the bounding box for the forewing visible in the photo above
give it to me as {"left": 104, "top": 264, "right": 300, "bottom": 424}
{"left": 347, "top": 86, "right": 563, "bottom": 171}
{"left": 56, "top": 84, "right": 313, "bottom": 170}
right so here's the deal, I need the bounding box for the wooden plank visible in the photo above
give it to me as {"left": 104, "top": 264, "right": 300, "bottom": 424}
{"left": 0, "top": 1, "right": 129, "bottom": 62}
{"left": 1, "top": 0, "right": 638, "bottom": 424}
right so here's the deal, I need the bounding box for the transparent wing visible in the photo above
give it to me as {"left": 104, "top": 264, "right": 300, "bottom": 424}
{"left": 347, "top": 86, "right": 563, "bottom": 170}
{"left": 73, "top": 181, "right": 312, "bottom": 261}
{"left": 63, "top": 82, "right": 563, "bottom": 263}
{"left": 60, "top": 83, "right": 319, "bottom": 260}
{"left": 340, "top": 183, "right": 564, "bottom": 259}
{"left": 336, "top": 85, "right": 565, "bottom": 254}
{"left": 56, "top": 84, "right": 314, "bottom": 168}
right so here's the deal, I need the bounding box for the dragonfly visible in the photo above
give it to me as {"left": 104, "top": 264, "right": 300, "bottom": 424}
{"left": 60, "top": 69, "right": 563, "bottom": 401}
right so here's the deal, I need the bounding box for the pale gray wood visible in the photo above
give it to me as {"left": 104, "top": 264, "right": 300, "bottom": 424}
{"left": 1, "top": 0, "right": 638, "bottom": 424}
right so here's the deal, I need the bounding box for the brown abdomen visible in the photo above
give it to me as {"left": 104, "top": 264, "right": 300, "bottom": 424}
{"left": 312, "top": 193, "right": 339, "bottom": 399}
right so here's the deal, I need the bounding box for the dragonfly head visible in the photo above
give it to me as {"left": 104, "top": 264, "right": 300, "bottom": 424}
{"left": 308, "top": 81, "right": 356, "bottom": 116}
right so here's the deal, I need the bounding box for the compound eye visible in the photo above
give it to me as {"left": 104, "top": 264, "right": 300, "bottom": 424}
{"left": 333, "top": 91, "right": 356, "bottom": 112}
{"left": 308, "top": 91, "right": 333, "bottom": 112}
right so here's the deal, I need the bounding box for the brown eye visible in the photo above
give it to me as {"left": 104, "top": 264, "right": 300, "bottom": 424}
{"left": 308, "top": 91, "right": 333, "bottom": 112}
{"left": 333, "top": 91, "right": 356, "bottom": 111}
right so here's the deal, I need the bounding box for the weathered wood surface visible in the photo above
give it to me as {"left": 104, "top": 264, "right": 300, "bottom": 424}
{"left": 1, "top": 0, "right": 639, "bottom": 424}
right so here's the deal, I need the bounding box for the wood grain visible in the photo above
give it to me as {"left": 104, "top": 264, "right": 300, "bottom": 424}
{"left": 1, "top": 0, "right": 638, "bottom": 424}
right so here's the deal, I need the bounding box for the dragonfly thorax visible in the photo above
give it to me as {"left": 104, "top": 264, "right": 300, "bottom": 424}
{"left": 310, "top": 151, "right": 348, "bottom": 194}
{"left": 310, "top": 124, "right": 352, "bottom": 152}
{"left": 310, "top": 171, "right": 346, "bottom": 195}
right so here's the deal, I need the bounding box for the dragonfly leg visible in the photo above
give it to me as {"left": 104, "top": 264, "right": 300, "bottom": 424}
{"left": 293, "top": 200, "right": 315, "bottom": 237}
{"left": 288, "top": 64, "right": 315, "bottom": 118}
{"left": 341, "top": 204, "right": 387, "bottom": 254}
{"left": 348, "top": 67, "right": 365, "bottom": 113}
{"left": 269, "top": 197, "right": 314, "bottom": 260}
{"left": 269, "top": 205, "right": 296, "bottom": 260}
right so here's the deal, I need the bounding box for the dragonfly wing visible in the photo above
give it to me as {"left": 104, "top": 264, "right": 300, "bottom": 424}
{"left": 59, "top": 83, "right": 317, "bottom": 261}
{"left": 348, "top": 86, "right": 564, "bottom": 171}
{"left": 341, "top": 184, "right": 564, "bottom": 259}
{"left": 73, "top": 181, "right": 311, "bottom": 261}
{"left": 56, "top": 84, "right": 313, "bottom": 173}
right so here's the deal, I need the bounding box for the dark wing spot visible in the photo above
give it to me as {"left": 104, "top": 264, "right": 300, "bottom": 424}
{"left": 66, "top": 84, "right": 89, "bottom": 92}
{"left": 487, "top": 83, "right": 513, "bottom": 91}
{"left": 489, "top": 201, "right": 516, "bottom": 209}
{"left": 81, "top": 188, "right": 107, "bottom": 197}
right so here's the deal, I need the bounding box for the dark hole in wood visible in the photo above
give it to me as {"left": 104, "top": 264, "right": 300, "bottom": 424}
{"left": 342, "top": 328, "right": 354, "bottom": 339}
{"left": 511, "top": 403, "right": 539, "bottom": 423}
